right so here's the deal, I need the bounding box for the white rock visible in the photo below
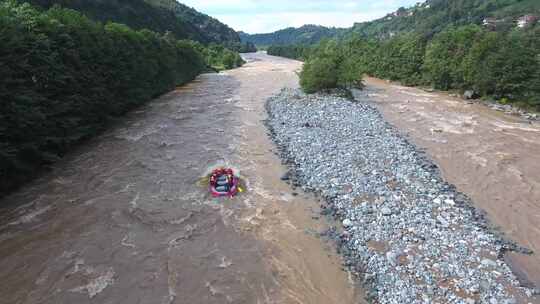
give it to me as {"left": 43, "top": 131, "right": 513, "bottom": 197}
{"left": 481, "top": 259, "right": 497, "bottom": 268}
{"left": 386, "top": 251, "right": 400, "bottom": 266}
{"left": 381, "top": 207, "right": 392, "bottom": 216}
{"left": 342, "top": 219, "right": 353, "bottom": 227}
{"left": 444, "top": 199, "right": 456, "bottom": 206}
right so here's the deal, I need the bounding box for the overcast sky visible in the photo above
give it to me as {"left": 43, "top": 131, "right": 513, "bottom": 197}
{"left": 179, "top": 0, "right": 420, "bottom": 33}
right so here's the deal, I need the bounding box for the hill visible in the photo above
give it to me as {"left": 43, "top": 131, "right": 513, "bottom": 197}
{"left": 144, "top": 0, "right": 240, "bottom": 45}
{"left": 250, "top": 0, "right": 540, "bottom": 47}
{"left": 348, "top": 0, "right": 540, "bottom": 39}
{"left": 240, "top": 25, "right": 345, "bottom": 47}
{"left": 19, "top": 0, "right": 242, "bottom": 45}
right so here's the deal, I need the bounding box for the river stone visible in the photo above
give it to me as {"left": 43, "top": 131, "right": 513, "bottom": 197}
{"left": 464, "top": 90, "right": 477, "bottom": 99}
{"left": 481, "top": 259, "right": 498, "bottom": 268}
{"left": 381, "top": 207, "right": 392, "bottom": 216}
{"left": 342, "top": 219, "right": 353, "bottom": 227}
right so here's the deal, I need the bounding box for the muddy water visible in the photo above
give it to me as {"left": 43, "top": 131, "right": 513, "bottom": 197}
{"left": 360, "top": 77, "right": 540, "bottom": 288}
{"left": 0, "top": 53, "right": 359, "bottom": 304}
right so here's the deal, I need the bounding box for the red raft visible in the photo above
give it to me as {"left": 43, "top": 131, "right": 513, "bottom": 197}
{"left": 209, "top": 168, "right": 239, "bottom": 197}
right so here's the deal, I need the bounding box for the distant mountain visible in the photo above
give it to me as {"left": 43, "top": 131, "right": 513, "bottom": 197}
{"left": 21, "top": 0, "right": 241, "bottom": 45}
{"left": 240, "top": 25, "right": 346, "bottom": 46}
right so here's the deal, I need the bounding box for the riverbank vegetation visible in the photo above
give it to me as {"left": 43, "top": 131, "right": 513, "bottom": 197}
{"left": 283, "top": 25, "right": 539, "bottom": 109}
{"left": 0, "top": 1, "right": 243, "bottom": 195}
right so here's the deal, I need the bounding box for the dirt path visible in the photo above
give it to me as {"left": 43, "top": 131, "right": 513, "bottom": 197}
{"left": 360, "top": 77, "right": 540, "bottom": 289}
{"left": 0, "top": 53, "right": 360, "bottom": 304}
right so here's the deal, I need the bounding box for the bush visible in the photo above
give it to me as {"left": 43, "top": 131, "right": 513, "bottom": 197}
{"left": 300, "top": 57, "right": 339, "bottom": 93}
{"left": 200, "top": 43, "right": 244, "bottom": 71}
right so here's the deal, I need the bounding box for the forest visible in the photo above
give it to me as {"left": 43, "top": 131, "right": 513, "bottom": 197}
{"left": 240, "top": 25, "right": 345, "bottom": 47}
{"left": 0, "top": 1, "right": 244, "bottom": 195}
{"left": 348, "top": 0, "right": 540, "bottom": 39}
{"left": 249, "top": 0, "right": 540, "bottom": 46}
{"left": 277, "top": 24, "right": 539, "bottom": 110}
{"left": 267, "top": 0, "right": 540, "bottom": 110}
{"left": 18, "top": 0, "right": 257, "bottom": 52}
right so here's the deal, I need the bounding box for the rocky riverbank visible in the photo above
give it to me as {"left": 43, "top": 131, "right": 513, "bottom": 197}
{"left": 265, "top": 88, "right": 538, "bottom": 304}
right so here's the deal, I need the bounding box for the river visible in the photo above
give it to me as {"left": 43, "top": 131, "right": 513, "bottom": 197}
{"left": 2, "top": 53, "right": 539, "bottom": 304}
{"left": 360, "top": 77, "right": 540, "bottom": 290}
{"left": 0, "top": 53, "right": 361, "bottom": 304}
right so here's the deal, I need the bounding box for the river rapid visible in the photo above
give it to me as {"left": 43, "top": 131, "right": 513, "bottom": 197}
{"left": 0, "top": 53, "right": 361, "bottom": 304}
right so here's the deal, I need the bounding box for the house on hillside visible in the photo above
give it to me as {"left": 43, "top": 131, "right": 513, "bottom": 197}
{"left": 395, "top": 7, "right": 408, "bottom": 17}
{"left": 482, "top": 18, "right": 506, "bottom": 29}
{"left": 517, "top": 15, "right": 538, "bottom": 28}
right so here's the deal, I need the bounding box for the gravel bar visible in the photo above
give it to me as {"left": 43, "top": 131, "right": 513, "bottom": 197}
{"left": 265, "top": 88, "right": 537, "bottom": 304}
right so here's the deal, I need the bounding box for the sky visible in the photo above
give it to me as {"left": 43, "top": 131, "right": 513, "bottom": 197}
{"left": 179, "top": 0, "right": 420, "bottom": 34}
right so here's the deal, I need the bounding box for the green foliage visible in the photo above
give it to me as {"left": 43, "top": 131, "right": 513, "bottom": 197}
{"left": 371, "top": 33, "right": 427, "bottom": 85}
{"left": 20, "top": 0, "right": 246, "bottom": 69}
{"left": 349, "top": 0, "right": 540, "bottom": 39}
{"left": 227, "top": 41, "right": 257, "bottom": 53}
{"left": 0, "top": 1, "right": 209, "bottom": 195}
{"left": 299, "top": 40, "right": 365, "bottom": 93}
{"left": 237, "top": 41, "right": 257, "bottom": 53}
{"left": 300, "top": 57, "right": 339, "bottom": 93}
{"left": 423, "top": 25, "right": 483, "bottom": 90}
{"left": 20, "top": 0, "right": 242, "bottom": 45}
{"left": 196, "top": 43, "right": 244, "bottom": 71}
{"left": 267, "top": 45, "right": 312, "bottom": 60}
{"left": 250, "top": 0, "right": 540, "bottom": 49}
{"left": 240, "top": 25, "right": 346, "bottom": 47}
{"left": 144, "top": 0, "right": 241, "bottom": 46}
{"left": 293, "top": 24, "right": 539, "bottom": 108}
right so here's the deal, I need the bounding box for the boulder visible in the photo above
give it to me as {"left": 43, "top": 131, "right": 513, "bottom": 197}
{"left": 464, "top": 90, "right": 478, "bottom": 100}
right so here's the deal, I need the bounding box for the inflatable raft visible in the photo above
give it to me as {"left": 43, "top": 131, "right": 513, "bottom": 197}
{"left": 209, "top": 168, "right": 239, "bottom": 197}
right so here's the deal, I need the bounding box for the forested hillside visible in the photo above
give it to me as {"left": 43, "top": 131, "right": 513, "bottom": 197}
{"left": 349, "top": 0, "right": 540, "bottom": 39}
{"left": 251, "top": 0, "right": 540, "bottom": 46}
{"left": 240, "top": 25, "right": 345, "bottom": 47}
{"left": 270, "top": 0, "right": 540, "bottom": 111}
{"left": 18, "top": 0, "right": 256, "bottom": 51}
{"left": 146, "top": 0, "right": 239, "bottom": 45}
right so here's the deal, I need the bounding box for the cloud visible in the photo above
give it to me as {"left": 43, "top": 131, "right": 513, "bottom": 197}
{"left": 179, "top": 0, "right": 420, "bottom": 33}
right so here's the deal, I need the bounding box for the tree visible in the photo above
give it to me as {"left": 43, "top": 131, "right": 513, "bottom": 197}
{"left": 300, "top": 57, "right": 339, "bottom": 93}
{"left": 423, "top": 25, "right": 483, "bottom": 90}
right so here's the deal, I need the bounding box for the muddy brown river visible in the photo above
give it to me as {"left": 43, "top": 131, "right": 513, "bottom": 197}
{"left": 0, "top": 53, "right": 362, "bottom": 304}
{"left": 360, "top": 77, "right": 540, "bottom": 290}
